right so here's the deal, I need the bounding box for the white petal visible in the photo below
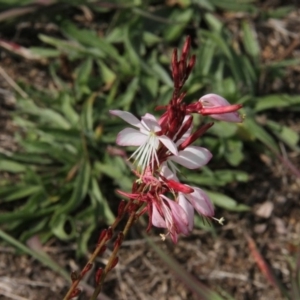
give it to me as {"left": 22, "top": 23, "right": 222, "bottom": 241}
{"left": 110, "top": 110, "right": 142, "bottom": 128}
{"left": 186, "top": 187, "right": 214, "bottom": 217}
{"left": 141, "top": 117, "right": 161, "bottom": 133}
{"left": 169, "top": 146, "right": 212, "bottom": 169}
{"left": 160, "top": 163, "right": 178, "bottom": 181}
{"left": 175, "top": 116, "right": 193, "bottom": 145}
{"left": 158, "top": 135, "right": 178, "bottom": 156}
{"left": 116, "top": 128, "right": 148, "bottom": 146}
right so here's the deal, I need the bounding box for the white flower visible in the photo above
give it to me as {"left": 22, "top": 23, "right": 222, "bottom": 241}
{"left": 110, "top": 110, "right": 178, "bottom": 173}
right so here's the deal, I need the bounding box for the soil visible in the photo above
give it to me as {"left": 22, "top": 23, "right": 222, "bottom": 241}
{"left": 0, "top": 2, "right": 300, "bottom": 300}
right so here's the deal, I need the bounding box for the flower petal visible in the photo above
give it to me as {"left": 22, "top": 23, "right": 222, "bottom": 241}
{"left": 158, "top": 135, "right": 178, "bottom": 156}
{"left": 162, "top": 196, "right": 189, "bottom": 235}
{"left": 141, "top": 117, "right": 161, "bottom": 133}
{"left": 186, "top": 187, "right": 214, "bottom": 217}
{"left": 169, "top": 146, "right": 212, "bottom": 169}
{"left": 160, "top": 163, "right": 179, "bottom": 181}
{"left": 152, "top": 204, "right": 166, "bottom": 228}
{"left": 116, "top": 128, "right": 148, "bottom": 146}
{"left": 200, "top": 94, "right": 242, "bottom": 123}
{"left": 110, "top": 110, "right": 142, "bottom": 128}
{"left": 178, "top": 193, "right": 194, "bottom": 231}
{"left": 175, "top": 115, "right": 193, "bottom": 145}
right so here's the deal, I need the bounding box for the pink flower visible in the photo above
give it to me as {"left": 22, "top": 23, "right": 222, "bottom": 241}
{"left": 110, "top": 110, "right": 178, "bottom": 173}
{"left": 199, "top": 94, "right": 242, "bottom": 123}
{"left": 178, "top": 187, "right": 214, "bottom": 230}
{"left": 152, "top": 194, "right": 190, "bottom": 243}
{"left": 160, "top": 164, "right": 214, "bottom": 233}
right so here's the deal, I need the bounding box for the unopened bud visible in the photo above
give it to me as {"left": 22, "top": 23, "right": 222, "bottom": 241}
{"left": 81, "top": 263, "right": 92, "bottom": 277}
{"left": 97, "top": 229, "right": 107, "bottom": 244}
{"left": 106, "top": 226, "right": 113, "bottom": 240}
{"left": 166, "top": 179, "right": 194, "bottom": 194}
{"left": 178, "top": 123, "right": 214, "bottom": 150}
{"left": 98, "top": 245, "right": 107, "bottom": 256}
{"left": 69, "top": 288, "right": 81, "bottom": 299}
{"left": 114, "top": 232, "right": 124, "bottom": 249}
{"left": 71, "top": 271, "right": 79, "bottom": 282}
{"left": 186, "top": 55, "right": 196, "bottom": 77}
{"left": 117, "top": 200, "right": 126, "bottom": 217}
{"left": 95, "top": 268, "right": 103, "bottom": 285}
{"left": 109, "top": 256, "right": 119, "bottom": 271}
{"left": 181, "top": 36, "right": 191, "bottom": 62}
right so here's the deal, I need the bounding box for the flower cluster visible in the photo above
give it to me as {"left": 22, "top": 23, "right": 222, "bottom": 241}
{"left": 110, "top": 37, "right": 242, "bottom": 243}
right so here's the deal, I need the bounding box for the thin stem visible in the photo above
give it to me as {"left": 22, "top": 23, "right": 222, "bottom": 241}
{"left": 90, "top": 210, "right": 138, "bottom": 300}
{"left": 62, "top": 201, "right": 132, "bottom": 300}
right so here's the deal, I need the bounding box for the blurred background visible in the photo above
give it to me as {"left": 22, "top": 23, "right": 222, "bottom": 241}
{"left": 0, "top": 0, "right": 299, "bottom": 299}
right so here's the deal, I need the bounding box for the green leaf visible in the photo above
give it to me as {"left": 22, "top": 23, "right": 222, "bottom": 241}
{"left": 81, "top": 93, "right": 96, "bottom": 132}
{"left": 266, "top": 120, "right": 300, "bottom": 150}
{"left": 51, "top": 215, "right": 76, "bottom": 240}
{"left": 224, "top": 139, "right": 244, "bottom": 166}
{"left": 243, "top": 117, "right": 279, "bottom": 152}
{"left": 205, "top": 190, "right": 250, "bottom": 211}
{"left": 30, "top": 47, "right": 60, "bottom": 57}
{"left": 0, "top": 185, "right": 41, "bottom": 202}
{"left": 242, "top": 21, "right": 260, "bottom": 58}
{"left": 209, "top": 122, "right": 237, "bottom": 138}
{"left": 90, "top": 177, "right": 115, "bottom": 224}
{"left": 0, "top": 159, "right": 26, "bottom": 173}
{"left": 255, "top": 94, "right": 300, "bottom": 112}
{"left": 163, "top": 9, "right": 194, "bottom": 42}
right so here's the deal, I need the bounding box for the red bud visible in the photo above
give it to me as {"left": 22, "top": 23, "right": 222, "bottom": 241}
{"left": 114, "top": 232, "right": 124, "bottom": 249}
{"left": 166, "top": 179, "right": 194, "bottom": 194}
{"left": 95, "top": 268, "right": 103, "bottom": 285}
{"left": 117, "top": 200, "right": 126, "bottom": 217}
{"left": 97, "top": 229, "right": 107, "bottom": 244}
{"left": 200, "top": 104, "right": 242, "bottom": 115}
{"left": 179, "top": 123, "right": 214, "bottom": 150}
{"left": 68, "top": 288, "right": 81, "bottom": 299}
{"left": 109, "top": 257, "right": 119, "bottom": 271}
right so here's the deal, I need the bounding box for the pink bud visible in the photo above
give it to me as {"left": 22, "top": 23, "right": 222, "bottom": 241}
{"left": 199, "top": 94, "right": 242, "bottom": 123}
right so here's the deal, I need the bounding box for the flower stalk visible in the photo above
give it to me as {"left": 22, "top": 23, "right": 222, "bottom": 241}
{"left": 62, "top": 36, "right": 243, "bottom": 299}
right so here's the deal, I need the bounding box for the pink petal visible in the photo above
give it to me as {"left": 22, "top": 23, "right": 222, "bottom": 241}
{"left": 158, "top": 135, "right": 178, "bottom": 156}
{"left": 151, "top": 204, "right": 166, "bottom": 228}
{"left": 178, "top": 194, "right": 194, "bottom": 231}
{"left": 169, "top": 146, "right": 212, "bottom": 169}
{"left": 200, "top": 93, "right": 231, "bottom": 107}
{"left": 116, "top": 128, "right": 148, "bottom": 146}
{"left": 163, "top": 196, "right": 189, "bottom": 235}
{"left": 186, "top": 187, "right": 214, "bottom": 217}
{"left": 200, "top": 94, "right": 242, "bottom": 123}
{"left": 109, "top": 110, "right": 142, "bottom": 128}
{"left": 170, "top": 231, "right": 179, "bottom": 244}
{"left": 210, "top": 112, "right": 242, "bottom": 123}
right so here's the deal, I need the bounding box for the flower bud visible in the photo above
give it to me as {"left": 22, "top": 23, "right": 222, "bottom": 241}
{"left": 199, "top": 94, "right": 242, "bottom": 122}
